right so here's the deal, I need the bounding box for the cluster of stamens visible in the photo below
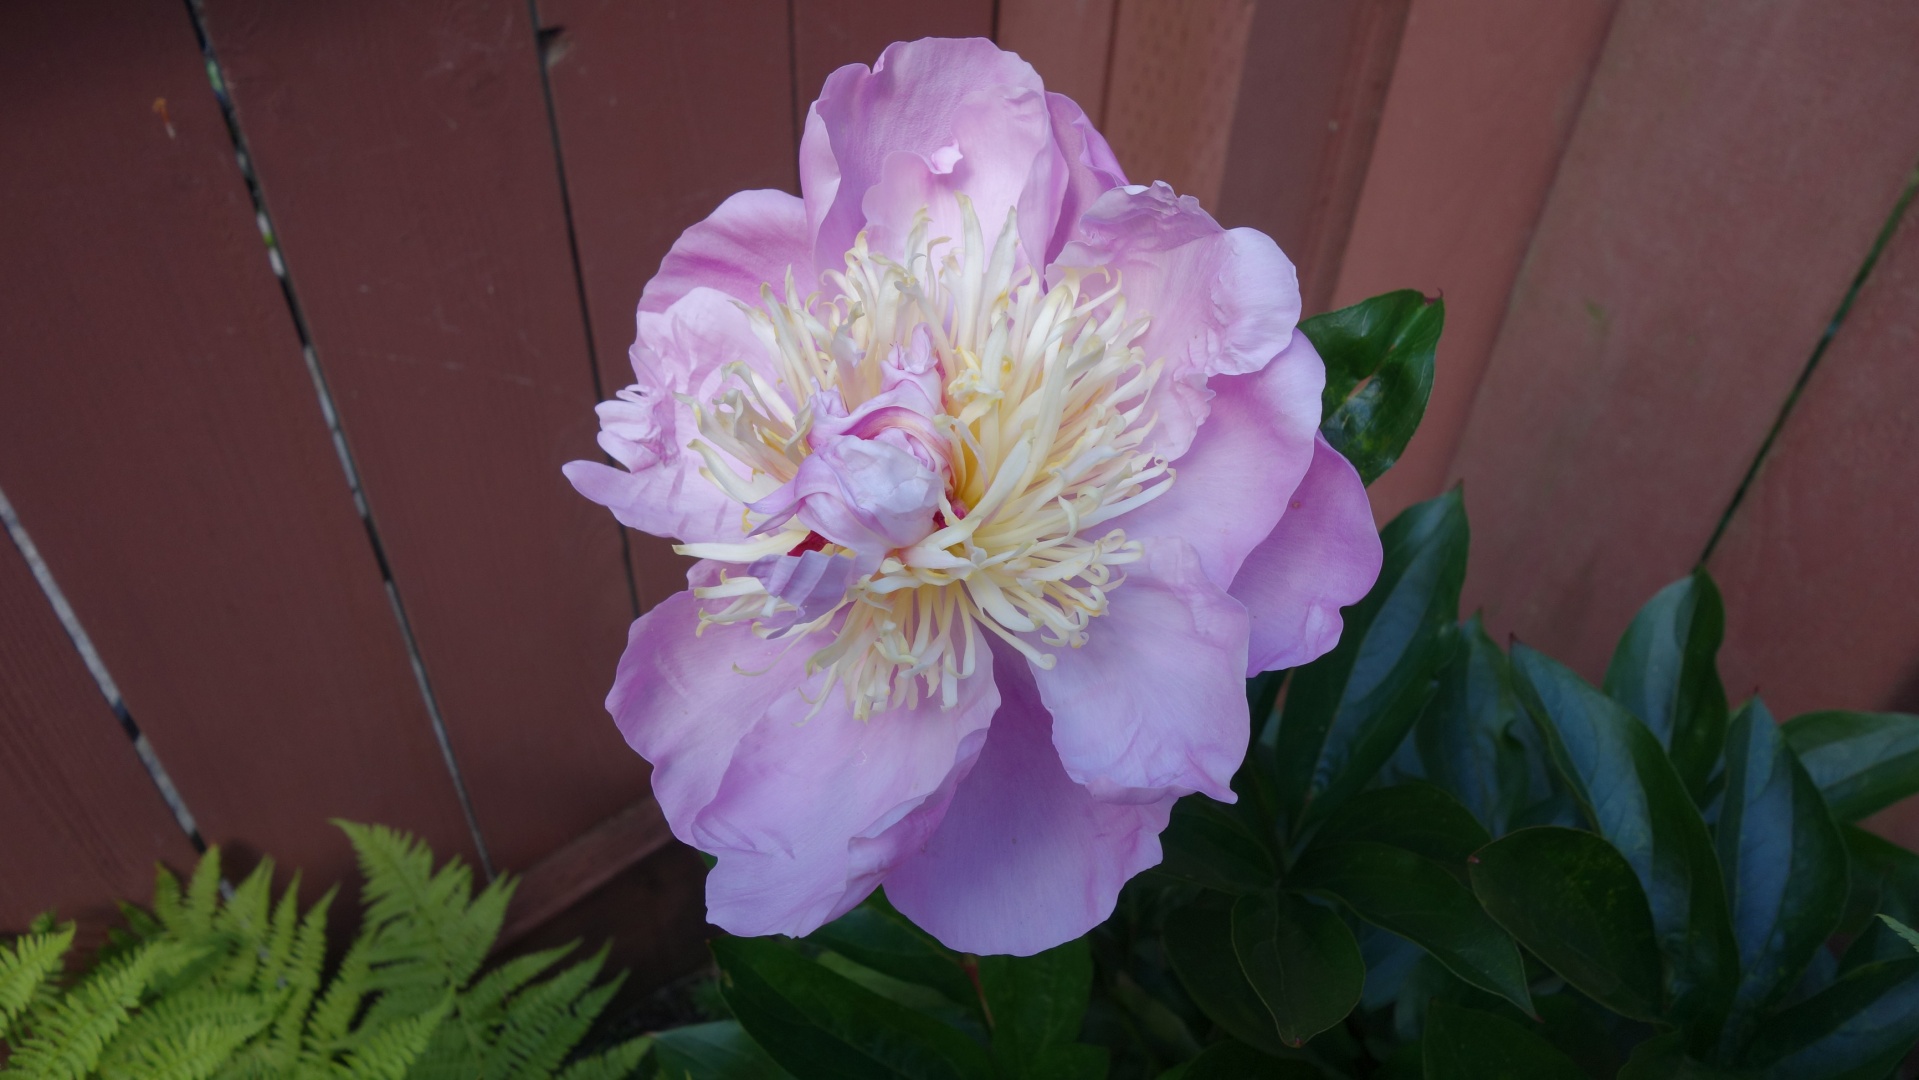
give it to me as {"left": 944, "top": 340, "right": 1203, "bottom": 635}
{"left": 675, "top": 198, "right": 1171, "bottom": 719}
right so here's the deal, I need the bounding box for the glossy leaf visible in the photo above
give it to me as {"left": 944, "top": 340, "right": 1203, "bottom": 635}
{"left": 1290, "top": 841, "right": 1530, "bottom": 1013}
{"left": 650, "top": 1021, "right": 794, "bottom": 1080}
{"left": 1178, "top": 1038, "right": 1323, "bottom": 1078}
{"left": 1743, "top": 959, "right": 1919, "bottom": 1080}
{"left": 808, "top": 903, "right": 978, "bottom": 1015}
{"left": 1781, "top": 711, "right": 1919, "bottom": 822}
{"left": 1469, "top": 827, "right": 1663, "bottom": 1021}
{"left": 1275, "top": 491, "right": 1466, "bottom": 834}
{"left": 1300, "top": 289, "right": 1443, "bottom": 485}
{"left": 1422, "top": 1000, "right": 1585, "bottom": 1080}
{"left": 1415, "top": 616, "right": 1533, "bottom": 833}
{"left": 1309, "top": 782, "right": 1491, "bottom": 878}
{"left": 711, "top": 936, "right": 992, "bottom": 1080}
{"left": 1714, "top": 699, "right": 1848, "bottom": 1030}
{"left": 1603, "top": 569, "right": 1730, "bottom": 800}
{"left": 976, "top": 939, "right": 1096, "bottom": 1078}
{"left": 1163, "top": 892, "right": 1289, "bottom": 1056}
{"left": 1230, "top": 891, "right": 1364, "bottom": 1048}
{"left": 1511, "top": 644, "right": 1738, "bottom": 1023}
{"left": 1158, "top": 795, "right": 1278, "bottom": 895}
{"left": 1883, "top": 914, "right": 1919, "bottom": 955}
{"left": 1617, "top": 1032, "right": 1754, "bottom": 1079}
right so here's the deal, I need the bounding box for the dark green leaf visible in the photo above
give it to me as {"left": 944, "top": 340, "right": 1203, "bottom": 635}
{"left": 1421, "top": 1000, "right": 1585, "bottom": 1080}
{"left": 711, "top": 936, "right": 992, "bottom": 1080}
{"left": 1603, "top": 569, "right": 1730, "bottom": 800}
{"left": 1781, "top": 711, "right": 1919, "bottom": 822}
{"left": 1164, "top": 893, "right": 1288, "bottom": 1056}
{"left": 1300, "top": 289, "right": 1443, "bottom": 485}
{"left": 976, "top": 938, "right": 1095, "bottom": 1077}
{"left": 1511, "top": 644, "right": 1738, "bottom": 1023}
{"left": 1617, "top": 1032, "right": 1755, "bottom": 1079}
{"left": 1275, "top": 492, "right": 1466, "bottom": 834}
{"left": 1838, "top": 914, "right": 1919, "bottom": 976}
{"left": 1290, "top": 841, "right": 1530, "bottom": 1013}
{"left": 1843, "top": 825, "right": 1919, "bottom": 918}
{"left": 1469, "top": 827, "right": 1663, "bottom": 1021}
{"left": 1714, "top": 699, "right": 1848, "bottom": 1032}
{"left": 1230, "top": 892, "right": 1364, "bottom": 1047}
{"left": 650, "top": 1020, "right": 794, "bottom": 1079}
{"left": 1179, "top": 1038, "right": 1323, "bottom": 1079}
{"left": 1309, "top": 782, "right": 1491, "bottom": 878}
{"left": 1415, "top": 615, "right": 1533, "bottom": 834}
{"left": 1743, "top": 959, "right": 1919, "bottom": 1080}
{"left": 1882, "top": 913, "right": 1919, "bottom": 954}
{"left": 808, "top": 905, "right": 978, "bottom": 1016}
{"left": 1158, "top": 796, "right": 1278, "bottom": 895}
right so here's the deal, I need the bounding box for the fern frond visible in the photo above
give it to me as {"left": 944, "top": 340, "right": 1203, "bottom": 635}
{"left": 210, "top": 860, "right": 276, "bottom": 992}
{"left": 407, "top": 942, "right": 580, "bottom": 1078}
{"left": 7, "top": 938, "right": 197, "bottom": 1077}
{"left": 477, "top": 948, "right": 619, "bottom": 1080}
{"left": 182, "top": 848, "right": 223, "bottom": 940}
{"left": 96, "top": 985, "right": 272, "bottom": 1080}
{"left": 0, "top": 919, "right": 74, "bottom": 1041}
{"left": 552, "top": 1035, "right": 651, "bottom": 1080}
{"left": 336, "top": 992, "right": 453, "bottom": 1080}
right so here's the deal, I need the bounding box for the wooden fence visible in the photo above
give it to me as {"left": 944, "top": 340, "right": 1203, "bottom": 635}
{"left": 3, "top": 0, "right": 1916, "bottom": 992}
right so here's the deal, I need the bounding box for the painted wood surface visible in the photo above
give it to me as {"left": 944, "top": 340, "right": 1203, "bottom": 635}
{"left": 1333, "top": 0, "right": 1618, "bottom": 522}
{"left": 1215, "top": 0, "right": 1409, "bottom": 312}
{"left": 537, "top": 0, "right": 796, "bottom": 612}
{"left": 997, "top": 0, "right": 1116, "bottom": 123}
{"left": 1446, "top": 0, "right": 1919, "bottom": 681}
{"left": 1101, "top": 0, "right": 1256, "bottom": 209}
{"left": 1711, "top": 202, "right": 1919, "bottom": 848}
{"left": 203, "top": 0, "right": 647, "bottom": 874}
{"left": 0, "top": 0, "right": 480, "bottom": 889}
{"left": 0, "top": 536, "right": 197, "bottom": 938}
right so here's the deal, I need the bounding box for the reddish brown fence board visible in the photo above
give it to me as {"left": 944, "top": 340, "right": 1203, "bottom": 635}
{"left": 202, "top": 0, "right": 647, "bottom": 874}
{"left": 1215, "top": 0, "right": 1409, "bottom": 311}
{"left": 792, "top": 0, "right": 995, "bottom": 110}
{"left": 1101, "top": 0, "right": 1257, "bottom": 209}
{"left": 997, "top": 0, "right": 1116, "bottom": 123}
{"left": 1710, "top": 204, "right": 1919, "bottom": 847}
{"left": 0, "top": 539, "right": 196, "bottom": 937}
{"left": 1446, "top": 0, "right": 1919, "bottom": 680}
{"left": 538, "top": 0, "right": 796, "bottom": 612}
{"left": 1331, "top": 0, "right": 1617, "bottom": 523}
{"left": 0, "top": 1, "right": 478, "bottom": 888}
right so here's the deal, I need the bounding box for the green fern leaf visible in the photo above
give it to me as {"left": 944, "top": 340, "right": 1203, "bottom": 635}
{"left": 0, "top": 919, "right": 73, "bottom": 1041}
{"left": 8, "top": 938, "right": 197, "bottom": 1077}
{"left": 1882, "top": 913, "right": 1919, "bottom": 955}
{"left": 552, "top": 1035, "right": 651, "bottom": 1080}
{"left": 97, "top": 985, "right": 272, "bottom": 1080}
{"left": 337, "top": 993, "right": 453, "bottom": 1080}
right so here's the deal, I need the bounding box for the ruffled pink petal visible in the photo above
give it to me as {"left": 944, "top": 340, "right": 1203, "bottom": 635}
{"left": 1041, "top": 92, "right": 1127, "bottom": 264}
{"left": 1114, "top": 329, "right": 1324, "bottom": 591}
{"left": 638, "top": 188, "right": 813, "bottom": 315}
{"left": 801, "top": 38, "right": 1064, "bottom": 268}
{"left": 606, "top": 590, "right": 804, "bottom": 848}
{"left": 696, "top": 641, "right": 1000, "bottom": 938}
{"left": 1033, "top": 536, "right": 1250, "bottom": 804}
{"left": 886, "top": 640, "right": 1175, "bottom": 955}
{"left": 1053, "top": 183, "right": 1300, "bottom": 460}
{"left": 564, "top": 287, "right": 776, "bottom": 544}
{"left": 1231, "top": 434, "right": 1382, "bottom": 674}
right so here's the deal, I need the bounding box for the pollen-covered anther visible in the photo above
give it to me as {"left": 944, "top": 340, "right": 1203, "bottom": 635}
{"left": 672, "top": 196, "right": 1172, "bottom": 718}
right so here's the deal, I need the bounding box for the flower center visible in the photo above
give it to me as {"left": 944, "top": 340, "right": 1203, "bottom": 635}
{"left": 676, "top": 197, "right": 1172, "bottom": 719}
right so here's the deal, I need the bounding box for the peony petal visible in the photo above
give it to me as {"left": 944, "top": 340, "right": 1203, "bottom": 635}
{"left": 696, "top": 641, "right": 1000, "bottom": 938}
{"left": 1231, "top": 434, "right": 1382, "bottom": 675}
{"left": 638, "top": 189, "right": 813, "bottom": 315}
{"left": 1054, "top": 183, "right": 1300, "bottom": 459}
{"left": 1041, "top": 92, "right": 1127, "bottom": 264}
{"left": 801, "top": 38, "right": 1061, "bottom": 268}
{"left": 606, "top": 590, "right": 803, "bottom": 848}
{"left": 1115, "top": 330, "right": 1325, "bottom": 591}
{"left": 1033, "top": 536, "right": 1250, "bottom": 803}
{"left": 887, "top": 639, "right": 1175, "bottom": 956}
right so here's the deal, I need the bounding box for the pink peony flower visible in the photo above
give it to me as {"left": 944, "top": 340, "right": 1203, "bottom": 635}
{"left": 565, "top": 38, "right": 1382, "bottom": 955}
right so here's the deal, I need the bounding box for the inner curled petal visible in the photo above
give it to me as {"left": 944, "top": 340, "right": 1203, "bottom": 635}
{"left": 680, "top": 196, "right": 1173, "bottom": 719}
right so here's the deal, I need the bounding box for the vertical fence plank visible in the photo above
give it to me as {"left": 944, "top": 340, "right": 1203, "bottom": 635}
{"left": 1709, "top": 204, "right": 1919, "bottom": 847}
{"left": 537, "top": 0, "right": 795, "bottom": 612}
{"left": 792, "top": 0, "right": 996, "bottom": 109}
{"left": 997, "top": 0, "right": 1116, "bottom": 122}
{"left": 1329, "top": 0, "right": 1617, "bottom": 523}
{"left": 1444, "top": 0, "right": 1919, "bottom": 680}
{"left": 200, "top": 0, "right": 647, "bottom": 875}
{"left": 1101, "top": 0, "right": 1256, "bottom": 209}
{"left": 0, "top": 539, "right": 197, "bottom": 938}
{"left": 0, "top": 1, "right": 479, "bottom": 889}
